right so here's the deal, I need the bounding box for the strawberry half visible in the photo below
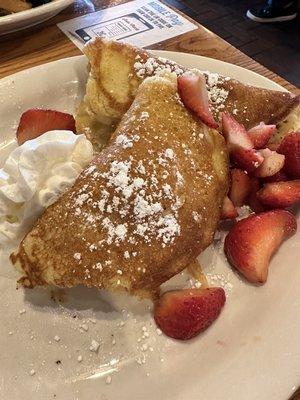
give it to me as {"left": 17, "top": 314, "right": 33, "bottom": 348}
{"left": 221, "top": 196, "right": 238, "bottom": 220}
{"left": 229, "top": 168, "right": 251, "bottom": 207}
{"left": 177, "top": 74, "right": 218, "bottom": 129}
{"left": 16, "top": 108, "right": 76, "bottom": 145}
{"left": 154, "top": 288, "right": 226, "bottom": 340}
{"left": 248, "top": 122, "right": 276, "bottom": 149}
{"left": 277, "top": 132, "right": 300, "bottom": 179}
{"left": 224, "top": 210, "right": 297, "bottom": 284}
{"left": 255, "top": 149, "right": 285, "bottom": 178}
{"left": 257, "top": 180, "right": 300, "bottom": 208}
{"left": 222, "top": 113, "right": 263, "bottom": 172}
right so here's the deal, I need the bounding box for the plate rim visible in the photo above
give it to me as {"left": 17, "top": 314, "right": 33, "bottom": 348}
{"left": 0, "top": 51, "right": 289, "bottom": 95}
{"left": 0, "top": 0, "right": 74, "bottom": 24}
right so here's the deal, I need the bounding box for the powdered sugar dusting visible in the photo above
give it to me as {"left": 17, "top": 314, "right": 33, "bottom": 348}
{"left": 51, "top": 72, "right": 220, "bottom": 292}
{"left": 133, "top": 54, "right": 230, "bottom": 118}
{"left": 134, "top": 56, "right": 184, "bottom": 79}
{"left": 67, "top": 106, "right": 191, "bottom": 278}
{"left": 201, "top": 70, "right": 229, "bottom": 114}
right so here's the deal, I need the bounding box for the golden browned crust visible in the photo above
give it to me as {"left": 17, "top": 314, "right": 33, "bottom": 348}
{"left": 218, "top": 79, "right": 299, "bottom": 129}
{"left": 76, "top": 38, "right": 299, "bottom": 152}
{"left": 12, "top": 74, "right": 229, "bottom": 297}
{"left": 76, "top": 39, "right": 149, "bottom": 152}
{"left": 83, "top": 39, "right": 148, "bottom": 115}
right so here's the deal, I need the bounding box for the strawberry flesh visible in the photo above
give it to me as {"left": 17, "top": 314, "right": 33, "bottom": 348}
{"left": 248, "top": 122, "right": 276, "bottom": 149}
{"left": 231, "top": 148, "right": 264, "bottom": 173}
{"left": 229, "top": 168, "right": 251, "bottom": 207}
{"left": 277, "top": 132, "right": 300, "bottom": 179}
{"left": 257, "top": 180, "right": 300, "bottom": 208}
{"left": 16, "top": 108, "right": 76, "bottom": 145}
{"left": 222, "top": 113, "right": 263, "bottom": 172}
{"left": 224, "top": 210, "right": 297, "bottom": 283}
{"left": 221, "top": 196, "right": 238, "bottom": 220}
{"left": 255, "top": 148, "right": 285, "bottom": 178}
{"left": 177, "top": 74, "right": 218, "bottom": 129}
{"left": 154, "top": 288, "right": 226, "bottom": 340}
{"left": 222, "top": 112, "right": 253, "bottom": 151}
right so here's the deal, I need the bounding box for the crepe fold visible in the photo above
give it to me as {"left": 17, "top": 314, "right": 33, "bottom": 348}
{"left": 76, "top": 38, "right": 299, "bottom": 152}
{"left": 11, "top": 73, "right": 228, "bottom": 297}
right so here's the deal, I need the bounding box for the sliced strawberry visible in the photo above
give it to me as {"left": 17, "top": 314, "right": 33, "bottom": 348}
{"left": 221, "top": 113, "right": 263, "bottom": 172}
{"left": 16, "top": 108, "right": 76, "bottom": 145}
{"left": 229, "top": 169, "right": 251, "bottom": 207}
{"left": 255, "top": 149, "right": 285, "bottom": 178}
{"left": 257, "top": 180, "right": 300, "bottom": 208}
{"left": 248, "top": 122, "right": 276, "bottom": 149}
{"left": 177, "top": 74, "right": 218, "bottom": 129}
{"left": 262, "top": 170, "right": 288, "bottom": 184}
{"left": 277, "top": 132, "right": 300, "bottom": 178}
{"left": 247, "top": 177, "right": 265, "bottom": 213}
{"left": 222, "top": 112, "right": 253, "bottom": 151}
{"left": 154, "top": 288, "right": 226, "bottom": 340}
{"left": 224, "top": 210, "right": 297, "bottom": 284}
{"left": 231, "top": 148, "right": 264, "bottom": 173}
{"left": 221, "top": 196, "right": 238, "bottom": 220}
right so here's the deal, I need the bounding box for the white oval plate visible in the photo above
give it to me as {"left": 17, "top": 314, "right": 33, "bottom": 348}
{"left": 0, "top": 52, "right": 299, "bottom": 400}
{"left": 0, "top": 0, "right": 74, "bottom": 35}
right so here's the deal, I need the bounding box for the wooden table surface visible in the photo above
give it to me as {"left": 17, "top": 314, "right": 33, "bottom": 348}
{"left": 0, "top": 0, "right": 298, "bottom": 97}
{"left": 0, "top": 1, "right": 299, "bottom": 399}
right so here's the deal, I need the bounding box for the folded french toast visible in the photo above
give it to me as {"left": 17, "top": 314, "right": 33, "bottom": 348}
{"left": 11, "top": 73, "right": 229, "bottom": 297}
{"left": 76, "top": 38, "right": 299, "bottom": 152}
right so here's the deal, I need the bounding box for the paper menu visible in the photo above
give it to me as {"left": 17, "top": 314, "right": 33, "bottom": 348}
{"left": 58, "top": 0, "right": 197, "bottom": 50}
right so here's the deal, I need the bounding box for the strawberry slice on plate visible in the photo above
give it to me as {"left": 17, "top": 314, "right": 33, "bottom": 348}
{"left": 257, "top": 180, "right": 300, "bottom": 208}
{"left": 221, "top": 196, "right": 238, "bottom": 220}
{"left": 154, "top": 288, "right": 226, "bottom": 340}
{"left": 248, "top": 122, "right": 276, "bottom": 149}
{"left": 277, "top": 132, "right": 300, "bottom": 179}
{"left": 255, "top": 149, "right": 285, "bottom": 178}
{"left": 16, "top": 108, "right": 76, "bottom": 145}
{"left": 224, "top": 210, "right": 297, "bottom": 284}
{"left": 229, "top": 168, "right": 251, "bottom": 207}
{"left": 177, "top": 73, "right": 218, "bottom": 129}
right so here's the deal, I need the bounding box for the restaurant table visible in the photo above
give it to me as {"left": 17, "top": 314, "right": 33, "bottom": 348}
{"left": 0, "top": 0, "right": 299, "bottom": 96}
{"left": 0, "top": 1, "right": 299, "bottom": 399}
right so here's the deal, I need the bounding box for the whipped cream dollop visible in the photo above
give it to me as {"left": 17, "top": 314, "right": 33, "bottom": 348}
{"left": 0, "top": 130, "right": 94, "bottom": 249}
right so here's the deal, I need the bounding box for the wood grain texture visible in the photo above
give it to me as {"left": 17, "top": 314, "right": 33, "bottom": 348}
{"left": 0, "top": 0, "right": 298, "bottom": 95}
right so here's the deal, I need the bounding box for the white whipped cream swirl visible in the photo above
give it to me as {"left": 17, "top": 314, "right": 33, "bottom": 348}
{"left": 0, "top": 130, "right": 94, "bottom": 249}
